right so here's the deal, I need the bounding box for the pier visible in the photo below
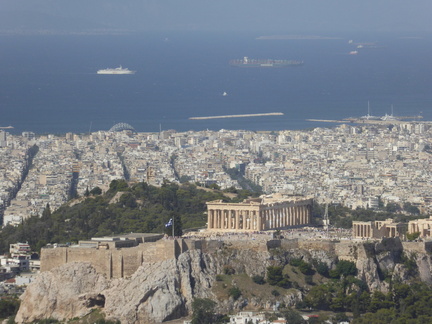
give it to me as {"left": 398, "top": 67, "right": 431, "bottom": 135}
{"left": 189, "top": 112, "right": 284, "bottom": 120}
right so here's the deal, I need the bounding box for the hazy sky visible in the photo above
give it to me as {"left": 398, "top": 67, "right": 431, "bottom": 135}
{"left": 1, "top": 0, "right": 431, "bottom": 33}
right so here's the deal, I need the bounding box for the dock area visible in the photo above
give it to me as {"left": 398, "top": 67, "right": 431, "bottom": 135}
{"left": 190, "top": 112, "right": 283, "bottom": 120}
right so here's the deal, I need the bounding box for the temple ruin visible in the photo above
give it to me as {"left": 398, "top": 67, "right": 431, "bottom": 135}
{"left": 206, "top": 194, "right": 313, "bottom": 231}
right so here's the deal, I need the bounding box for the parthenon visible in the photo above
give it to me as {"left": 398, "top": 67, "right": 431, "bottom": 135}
{"left": 206, "top": 194, "right": 313, "bottom": 231}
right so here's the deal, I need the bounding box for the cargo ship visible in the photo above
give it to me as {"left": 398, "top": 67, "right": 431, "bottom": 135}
{"left": 229, "top": 56, "right": 303, "bottom": 68}
{"left": 97, "top": 66, "right": 135, "bottom": 74}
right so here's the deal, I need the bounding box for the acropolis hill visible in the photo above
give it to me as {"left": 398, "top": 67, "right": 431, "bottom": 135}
{"left": 40, "top": 236, "right": 432, "bottom": 280}
{"left": 20, "top": 235, "right": 432, "bottom": 324}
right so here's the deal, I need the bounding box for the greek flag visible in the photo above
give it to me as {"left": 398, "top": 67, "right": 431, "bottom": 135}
{"left": 165, "top": 218, "right": 173, "bottom": 227}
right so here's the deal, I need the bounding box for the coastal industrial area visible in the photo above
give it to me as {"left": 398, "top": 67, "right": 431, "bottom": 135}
{"left": 1, "top": 119, "right": 431, "bottom": 225}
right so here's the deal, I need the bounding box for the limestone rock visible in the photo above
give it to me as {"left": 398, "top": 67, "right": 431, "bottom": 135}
{"left": 102, "top": 259, "right": 186, "bottom": 323}
{"left": 102, "top": 250, "right": 216, "bottom": 323}
{"left": 392, "top": 263, "right": 411, "bottom": 282}
{"left": 356, "top": 257, "right": 386, "bottom": 292}
{"left": 415, "top": 254, "right": 432, "bottom": 284}
{"left": 16, "top": 238, "right": 430, "bottom": 323}
{"left": 15, "top": 262, "right": 109, "bottom": 324}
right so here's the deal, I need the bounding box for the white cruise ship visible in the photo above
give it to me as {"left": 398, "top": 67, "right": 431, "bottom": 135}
{"left": 97, "top": 66, "right": 135, "bottom": 75}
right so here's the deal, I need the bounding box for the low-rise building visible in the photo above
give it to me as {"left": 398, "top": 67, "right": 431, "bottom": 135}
{"left": 10, "top": 242, "right": 31, "bottom": 255}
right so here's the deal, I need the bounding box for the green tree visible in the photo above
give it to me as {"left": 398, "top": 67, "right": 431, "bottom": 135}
{"left": 403, "top": 202, "right": 420, "bottom": 215}
{"left": 315, "top": 261, "right": 329, "bottom": 277}
{"left": 352, "top": 308, "right": 396, "bottom": 324}
{"left": 336, "top": 260, "right": 357, "bottom": 277}
{"left": 282, "top": 308, "right": 305, "bottom": 324}
{"left": 0, "top": 298, "right": 20, "bottom": 319}
{"left": 304, "top": 284, "right": 333, "bottom": 310}
{"left": 267, "top": 266, "right": 291, "bottom": 288}
{"left": 252, "top": 275, "right": 265, "bottom": 285}
{"left": 109, "top": 179, "right": 129, "bottom": 192}
{"left": 208, "top": 183, "right": 220, "bottom": 190}
{"left": 191, "top": 298, "right": 217, "bottom": 324}
{"left": 228, "top": 287, "right": 242, "bottom": 300}
{"left": 41, "top": 203, "right": 51, "bottom": 220}
{"left": 267, "top": 266, "right": 284, "bottom": 286}
{"left": 406, "top": 232, "right": 420, "bottom": 241}
{"left": 367, "top": 291, "right": 394, "bottom": 313}
{"left": 333, "top": 313, "right": 349, "bottom": 323}
{"left": 118, "top": 193, "right": 137, "bottom": 208}
{"left": 386, "top": 202, "right": 401, "bottom": 213}
{"left": 299, "top": 261, "right": 314, "bottom": 275}
{"left": 179, "top": 175, "right": 193, "bottom": 183}
{"left": 90, "top": 186, "right": 102, "bottom": 195}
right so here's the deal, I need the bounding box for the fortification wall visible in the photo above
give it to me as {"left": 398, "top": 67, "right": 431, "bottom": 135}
{"left": 280, "top": 239, "right": 299, "bottom": 250}
{"left": 40, "top": 248, "right": 68, "bottom": 272}
{"left": 41, "top": 237, "right": 429, "bottom": 279}
{"left": 41, "top": 239, "right": 178, "bottom": 278}
{"left": 182, "top": 239, "right": 201, "bottom": 252}
{"left": 403, "top": 241, "right": 432, "bottom": 254}
{"left": 66, "top": 248, "right": 110, "bottom": 276}
{"left": 226, "top": 239, "right": 270, "bottom": 252}
{"left": 298, "top": 239, "right": 336, "bottom": 253}
{"left": 199, "top": 240, "right": 224, "bottom": 254}
{"left": 334, "top": 241, "right": 369, "bottom": 262}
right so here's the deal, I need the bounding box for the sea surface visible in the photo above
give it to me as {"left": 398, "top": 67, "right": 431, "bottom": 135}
{"left": 1, "top": 31, "right": 432, "bottom": 134}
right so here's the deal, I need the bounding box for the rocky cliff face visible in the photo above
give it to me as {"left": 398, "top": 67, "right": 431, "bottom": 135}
{"left": 16, "top": 250, "right": 224, "bottom": 324}
{"left": 17, "top": 245, "right": 291, "bottom": 323}
{"left": 15, "top": 261, "right": 110, "bottom": 323}
{"left": 15, "top": 238, "right": 432, "bottom": 323}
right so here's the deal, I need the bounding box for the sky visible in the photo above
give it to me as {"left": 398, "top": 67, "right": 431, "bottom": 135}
{"left": 0, "top": 0, "right": 431, "bottom": 34}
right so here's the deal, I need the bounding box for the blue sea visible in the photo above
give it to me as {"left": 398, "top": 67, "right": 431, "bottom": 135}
{"left": 1, "top": 31, "right": 432, "bottom": 134}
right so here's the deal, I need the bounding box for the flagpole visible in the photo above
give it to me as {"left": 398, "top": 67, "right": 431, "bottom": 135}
{"left": 172, "top": 217, "right": 175, "bottom": 238}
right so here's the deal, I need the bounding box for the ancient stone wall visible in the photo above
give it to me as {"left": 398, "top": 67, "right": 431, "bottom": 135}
{"left": 280, "top": 239, "right": 299, "bottom": 250}
{"left": 40, "top": 248, "right": 68, "bottom": 272}
{"left": 41, "top": 239, "right": 178, "bottom": 279}
{"left": 42, "top": 237, "right": 424, "bottom": 280}
{"left": 66, "top": 248, "right": 110, "bottom": 276}
{"left": 227, "top": 239, "right": 270, "bottom": 252}
{"left": 334, "top": 241, "right": 369, "bottom": 262}
{"left": 403, "top": 241, "right": 432, "bottom": 254}
{"left": 298, "top": 239, "right": 336, "bottom": 253}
